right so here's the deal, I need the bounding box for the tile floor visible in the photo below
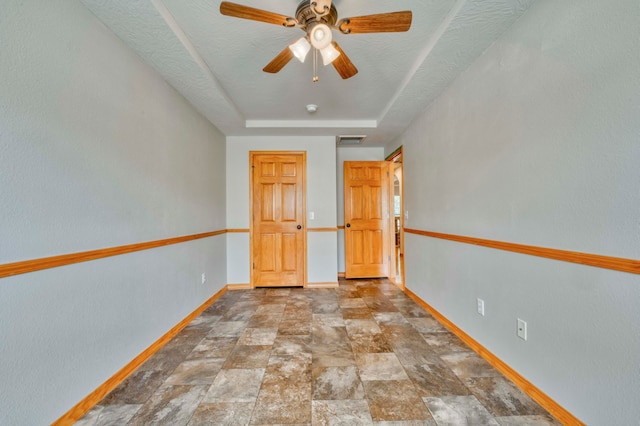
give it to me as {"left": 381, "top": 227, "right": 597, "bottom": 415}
{"left": 77, "top": 279, "right": 560, "bottom": 425}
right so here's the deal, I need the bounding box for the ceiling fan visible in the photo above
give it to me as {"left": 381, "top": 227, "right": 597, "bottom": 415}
{"left": 219, "top": 0, "right": 412, "bottom": 80}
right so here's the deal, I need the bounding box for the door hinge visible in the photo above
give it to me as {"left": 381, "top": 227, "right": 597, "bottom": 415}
{"left": 253, "top": 262, "right": 255, "bottom": 269}
{"left": 387, "top": 171, "right": 389, "bottom": 177}
{"left": 388, "top": 255, "right": 391, "bottom": 262}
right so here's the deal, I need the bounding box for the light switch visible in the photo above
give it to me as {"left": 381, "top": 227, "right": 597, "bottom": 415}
{"left": 310, "top": 211, "right": 315, "bottom": 220}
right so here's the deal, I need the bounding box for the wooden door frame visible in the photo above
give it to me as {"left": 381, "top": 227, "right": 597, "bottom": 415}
{"left": 249, "top": 151, "right": 307, "bottom": 288}
{"left": 386, "top": 146, "right": 405, "bottom": 289}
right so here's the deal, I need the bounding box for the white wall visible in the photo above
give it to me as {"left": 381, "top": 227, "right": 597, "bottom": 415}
{"left": 0, "top": 1, "right": 227, "bottom": 424}
{"left": 226, "top": 136, "right": 338, "bottom": 284}
{"left": 389, "top": 0, "right": 640, "bottom": 424}
{"left": 336, "top": 147, "right": 385, "bottom": 273}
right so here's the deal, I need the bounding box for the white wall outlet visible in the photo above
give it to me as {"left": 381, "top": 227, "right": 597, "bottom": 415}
{"left": 517, "top": 318, "right": 527, "bottom": 340}
{"left": 201, "top": 273, "right": 206, "bottom": 284}
{"left": 477, "top": 298, "right": 485, "bottom": 316}
{"left": 309, "top": 211, "right": 315, "bottom": 220}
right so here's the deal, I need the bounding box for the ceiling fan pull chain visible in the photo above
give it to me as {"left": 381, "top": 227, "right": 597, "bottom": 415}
{"left": 313, "top": 48, "right": 319, "bottom": 82}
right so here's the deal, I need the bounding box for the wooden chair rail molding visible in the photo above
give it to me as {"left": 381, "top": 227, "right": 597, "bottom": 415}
{"left": 404, "top": 228, "right": 640, "bottom": 275}
{"left": 0, "top": 230, "right": 226, "bottom": 279}
{"left": 404, "top": 287, "right": 585, "bottom": 426}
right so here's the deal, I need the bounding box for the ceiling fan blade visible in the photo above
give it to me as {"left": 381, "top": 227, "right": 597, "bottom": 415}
{"left": 338, "top": 11, "right": 412, "bottom": 34}
{"left": 263, "top": 46, "right": 294, "bottom": 73}
{"left": 331, "top": 42, "right": 358, "bottom": 79}
{"left": 220, "top": 2, "right": 295, "bottom": 27}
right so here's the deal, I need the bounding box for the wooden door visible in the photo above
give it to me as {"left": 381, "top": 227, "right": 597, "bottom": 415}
{"left": 344, "top": 161, "right": 391, "bottom": 278}
{"left": 251, "top": 152, "right": 306, "bottom": 287}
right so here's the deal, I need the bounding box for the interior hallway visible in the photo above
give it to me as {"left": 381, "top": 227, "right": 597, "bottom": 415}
{"left": 77, "top": 279, "right": 558, "bottom": 425}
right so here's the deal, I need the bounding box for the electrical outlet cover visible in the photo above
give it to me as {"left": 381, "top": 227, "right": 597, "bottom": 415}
{"left": 517, "top": 318, "right": 527, "bottom": 340}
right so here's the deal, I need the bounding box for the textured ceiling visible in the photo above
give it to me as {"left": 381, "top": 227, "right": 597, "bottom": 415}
{"left": 80, "top": 0, "right": 536, "bottom": 146}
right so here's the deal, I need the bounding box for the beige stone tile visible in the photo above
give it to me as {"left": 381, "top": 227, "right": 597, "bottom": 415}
{"left": 440, "top": 352, "right": 503, "bottom": 379}
{"left": 250, "top": 399, "right": 312, "bottom": 424}
{"left": 345, "top": 319, "right": 383, "bottom": 336}
{"left": 272, "top": 334, "right": 312, "bottom": 356}
{"left": 342, "top": 307, "right": 375, "bottom": 319}
{"left": 256, "top": 303, "right": 287, "bottom": 315}
{"left": 313, "top": 313, "right": 346, "bottom": 327}
{"left": 187, "top": 337, "right": 238, "bottom": 359}
{"left": 349, "top": 334, "right": 394, "bottom": 353}
{"left": 339, "top": 298, "right": 369, "bottom": 309}
{"left": 165, "top": 358, "right": 225, "bottom": 385}
{"left": 404, "top": 363, "right": 471, "bottom": 397}
{"left": 408, "top": 317, "right": 447, "bottom": 333}
{"left": 202, "top": 368, "right": 265, "bottom": 403}
{"left": 184, "top": 314, "right": 221, "bottom": 330}
{"left": 495, "top": 414, "right": 562, "bottom": 425}
{"left": 259, "top": 355, "right": 312, "bottom": 402}
{"left": 372, "top": 312, "right": 410, "bottom": 326}
{"left": 464, "top": 376, "right": 548, "bottom": 417}
{"left": 247, "top": 313, "right": 283, "bottom": 328}
{"left": 101, "top": 369, "right": 166, "bottom": 405}
{"left": 207, "top": 321, "right": 248, "bottom": 337}
{"left": 237, "top": 327, "right": 278, "bottom": 345}
{"left": 278, "top": 318, "right": 311, "bottom": 335}
{"left": 127, "top": 385, "right": 208, "bottom": 425}
{"left": 187, "top": 402, "right": 254, "bottom": 426}
{"left": 312, "top": 400, "right": 373, "bottom": 425}
{"left": 312, "top": 365, "right": 365, "bottom": 400}
{"left": 356, "top": 353, "right": 409, "bottom": 381}
{"left": 223, "top": 345, "right": 272, "bottom": 369}
{"left": 363, "top": 380, "right": 432, "bottom": 422}
{"left": 421, "top": 332, "right": 470, "bottom": 354}
{"left": 423, "top": 395, "right": 499, "bottom": 426}
{"left": 75, "top": 404, "right": 142, "bottom": 426}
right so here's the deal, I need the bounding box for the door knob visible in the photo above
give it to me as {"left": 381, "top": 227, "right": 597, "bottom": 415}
{"left": 346, "top": 223, "right": 351, "bottom": 228}
{"left": 297, "top": 225, "right": 302, "bottom": 229}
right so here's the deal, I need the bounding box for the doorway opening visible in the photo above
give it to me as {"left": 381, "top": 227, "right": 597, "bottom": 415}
{"left": 387, "top": 147, "right": 404, "bottom": 288}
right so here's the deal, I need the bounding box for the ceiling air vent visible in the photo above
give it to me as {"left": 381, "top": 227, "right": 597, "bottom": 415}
{"left": 336, "top": 135, "right": 366, "bottom": 146}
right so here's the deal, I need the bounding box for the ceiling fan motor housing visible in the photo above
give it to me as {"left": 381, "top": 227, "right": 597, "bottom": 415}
{"left": 295, "top": 0, "right": 338, "bottom": 31}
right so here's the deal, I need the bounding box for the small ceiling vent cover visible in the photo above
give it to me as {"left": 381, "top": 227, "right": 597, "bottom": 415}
{"left": 337, "top": 135, "right": 366, "bottom": 146}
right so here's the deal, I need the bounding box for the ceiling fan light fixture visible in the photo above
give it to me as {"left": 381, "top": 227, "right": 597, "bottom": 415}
{"left": 289, "top": 37, "right": 311, "bottom": 63}
{"left": 309, "top": 23, "right": 332, "bottom": 50}
{"left": 320, "top": 43, "right": 340, "bottom": 65}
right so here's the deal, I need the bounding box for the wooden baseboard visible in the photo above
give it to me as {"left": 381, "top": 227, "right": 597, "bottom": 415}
{"left": 307, "top": 281, "right": 339, "bottom": 288}
{"left": 227, "top": 283, "right": 251, "bottom": 290}
{"left": 403, "top": 287, "right": 584, "bottom": 426}
{"left": 337, "top": 272, "right": 345, "bottom": 278}
{"left": 52, "top": 287, "right": 228, "bottom": 425}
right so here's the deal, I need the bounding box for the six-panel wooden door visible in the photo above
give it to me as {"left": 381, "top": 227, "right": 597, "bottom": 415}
{"left": 344, "top": 161, "right": 391, "bottom": 278}
{"left": 251, "top": 152, "right": 306, "bottom": 287}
